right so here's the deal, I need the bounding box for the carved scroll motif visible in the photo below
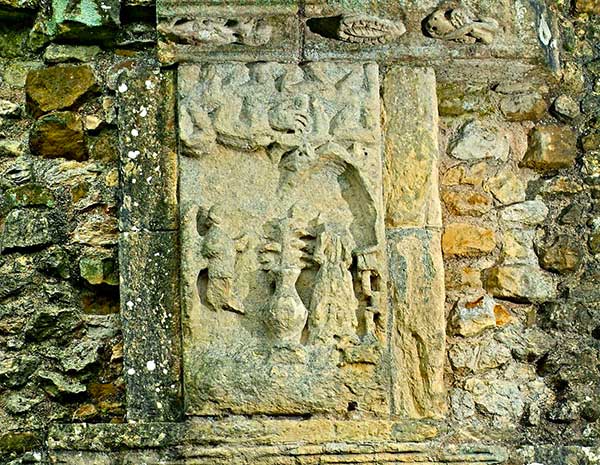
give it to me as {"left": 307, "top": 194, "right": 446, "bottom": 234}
{"left": 158, "top": 17, "right": 272, "bottom": 46}
{"left": 424, "top": 7, "right": 499, "bottom": 44}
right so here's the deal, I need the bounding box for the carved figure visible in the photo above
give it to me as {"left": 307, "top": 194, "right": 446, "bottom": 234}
{"left": 159, "top": 17, "right": 272, "bottom": 46}
{"left": 424, "top": 6, "right": 499, "bottom": 44}
{"left": 308, "top": 223, "right": 359, "bottom": 345}
{"left": 337, "top": 14, "right": 406, "bottom": 44}
{"left": 201, "top": 205, "right": 245, "bottom": 314}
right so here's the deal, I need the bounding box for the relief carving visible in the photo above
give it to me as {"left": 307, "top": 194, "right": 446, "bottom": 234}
{"left": 179, "top": 62, "right": 389, "bottom": 415}
{"left": 308, "top": 14, "right": 406, "bottom": 45}
{"left": 424, "top": 6, "right": 499, "bottom": 44}
{"left": 158, "top": 17, "right": 272, "bottom": 46}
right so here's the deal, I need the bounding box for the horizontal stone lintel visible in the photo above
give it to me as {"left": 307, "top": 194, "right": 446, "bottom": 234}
{"left": 48, "top": 420, "right": 507, "bottom": 464}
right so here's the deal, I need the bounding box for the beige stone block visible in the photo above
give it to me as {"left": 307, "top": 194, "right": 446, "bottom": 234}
{"left": 484, "top": 265, "right": 557, "bottom": 303}
{"left": 521, "top": 125, "right": 578, "bottom": 173}
{"left": 388, "top": 229, "right": 446, "bottom": 418}
{"left": 443, "top": 190, "right": 494, "bottom": 217}
{"left": 383, "top": 67, "right": 441, "bottom": 229}
{"left": 442, "top": 223, "right": 496, "bottom": 257}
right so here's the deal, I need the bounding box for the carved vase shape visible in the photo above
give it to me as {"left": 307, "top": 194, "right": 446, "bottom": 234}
{"left": 267, "top": 267, "right": 308, "bottom": 345}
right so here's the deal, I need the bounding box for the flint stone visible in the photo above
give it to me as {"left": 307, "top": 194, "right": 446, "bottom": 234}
{"left": 0, "top": 140, "right": 23, "bottom": 157}
{"left": 442, "top": 223, "right": 496, "bottom": 257}
{"left": 1, "top": 209, "right": 63, "bottom": 251}
{"left": 43, "top": 44, "right": 101, "bottom": 63}
{"left": 552, "top": 95, "right": 581, "bottom": 121}
{"left": 485, "top": 265, "right": 557, "bottom": 303}
{"left": 449, "top": 339, "right": 512, "bottom": 372}
{"left": 539, "top": 235, "right": 583, "bottom": 274}
{"left": 499, "top": 200, "right": 548, "bottom": 226}
{"left": 450, "top": 295, "right": 497, "bottom": 337}
{"left": 50, "top": 0, "right": 120, "bottom": 39}
{"left": 464, "top": 378, "right": 524, "bottom": 418}
{"left": 26, "top": 64, "right": 98, "bottom": 116}
{"left": 24, "top": 306, "right": 82, "bottom": 341}
{"left": 38, "top": 370, "right": 86, "bottom": 396}
{"left": 448, "top": 120, "right": 509, "bottom": 161}
{"left": 29, "top": 111, "right": 87, "bottom": 161}
{"left": 521, "top": 126, "right": 578, "bottom": 173}
{"left": 0, "top": 99, "right": 20, "bottom": 116}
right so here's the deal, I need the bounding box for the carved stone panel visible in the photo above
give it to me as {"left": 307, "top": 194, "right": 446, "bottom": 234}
{"left": 179, "top": 62, "right": 389, "bottom": 416}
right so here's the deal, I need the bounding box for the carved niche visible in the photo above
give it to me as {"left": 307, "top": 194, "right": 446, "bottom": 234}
{"left": 179, "top": 62, "right": 389, "bottom": 415}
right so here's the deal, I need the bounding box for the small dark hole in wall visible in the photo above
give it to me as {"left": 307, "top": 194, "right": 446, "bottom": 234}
{"left": 347, "top": 401, "right": 358, "bottom": 412}
{"left": 592, "top": 326, "right": 600, "bottom": 340}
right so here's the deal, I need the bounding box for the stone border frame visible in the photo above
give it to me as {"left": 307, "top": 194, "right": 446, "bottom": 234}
{"left": 115, "top": 59, "right": 445, "bottom": 422}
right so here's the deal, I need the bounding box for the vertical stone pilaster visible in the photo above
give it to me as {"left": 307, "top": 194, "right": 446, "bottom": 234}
{"left": 117, "top": 62, "right": 182, "bottom": 421}
{"left": 382, "top": 67, "right": 446, "bottom": 418}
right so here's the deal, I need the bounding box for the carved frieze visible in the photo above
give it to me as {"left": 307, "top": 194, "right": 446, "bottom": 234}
{"left": 179, "top": 62, "right": 389, "bottom": 415}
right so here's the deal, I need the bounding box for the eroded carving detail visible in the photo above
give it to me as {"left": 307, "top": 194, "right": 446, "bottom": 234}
{"left": 158, "top": 17, "right": 272, "bottom": 46}
{"left": 179, "top": 62, "right": 389, "bottom": 415}
{"left": 424, "top": 6, "right": 499, "bottom": 44}
{"left": 308, "top": 14, "right": 405, "bottom": 45}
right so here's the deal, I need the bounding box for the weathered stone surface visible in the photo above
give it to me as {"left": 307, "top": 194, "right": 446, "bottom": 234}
{"left": 464, "top": 378, "right": 524, "bottom": 418}
{"left": 501, "top": 228, "right": 538, "bottom": 265}
{"left": 24, "top": 306, "right": 82, "bottom": 341}
{"left": 0, "top": 140, "right": 24, "bottom": 157}
{"left": 499, "top": 200, "right": 548, "bottom": 226}
{"left": 448, "top": 120, "right": 509, "bottom": 161}
{"left": 49, "top": 0, "right": 120, "bottom": 40}
{"left": 1, "top": 208, "right": 63, "bottom": 251}
{"left": 0, "top": 99, "right": 20, "bottom": 116}
{"left": 158, "top": 4, "right": 300, "bottom": 64}
{"left": 484, "top": 169, "right": 526, "bottom": 205}
{"left": 437, "top": 82, "right": 495, "bottom": 117}
{"left": 117, "top": 62, "right": 178, "bottom": 231}
{"left": 442, "top": 190, "right": 493, "bottom": 216}
{"left": 485, "top": 265, "right": 557, "bottom": 302}
{"left": 500, "top": 92, "right": 547, "bottom": 121}
{"left": 388, "top": 229, "right": 446, "bottom": 418}
{"left": 79, "top": 254, "right": 118, "bottom": 285}
{"left": 521, "top": 125, "right": 578, "bottom": 172}
{"left": 552, "top": 94, "right": 581, "bottom": 121}
{"left": 450, "top": 339, "right": 512, "bottom": 372}
{"left": 442, "top": 223, "right": 496, "bottom": 257}
{"left": 26, "top": 64, "right": 98, "bottom": 116}
{"left": 38, "top": 370, "right": 86, "bottom": 396}
{"left": 574, "top": 0, "right": 600, "bottom": 14}
{"left": 539, "top": 235, "right": 583, "bottom": 274}
{"left": 383, "top": 67, "right": 441, "bottom": 228}
{"left": 43, "top": 44, "right": 101, "bottom": 63}
{"left": 180, "top": 62, "right": 389, "bottom": 416}
{"left": 442, "top": 162, "right": 488, "bottom": 187}
{"left": 121, "top": 230, "right": 181, "bottom": 421}
{"left": 29, "top": 111, "right": 87, "bottom": 161}
{"left": 451, "top": 295, "right": 497, "bottom": 337}
{"left": 446, "top": 266, "right": 483, "bottom": 291}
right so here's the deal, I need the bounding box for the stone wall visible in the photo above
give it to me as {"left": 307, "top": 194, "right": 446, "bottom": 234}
{"left": 0, "top": 0, "right": 599, "bottom": 464}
